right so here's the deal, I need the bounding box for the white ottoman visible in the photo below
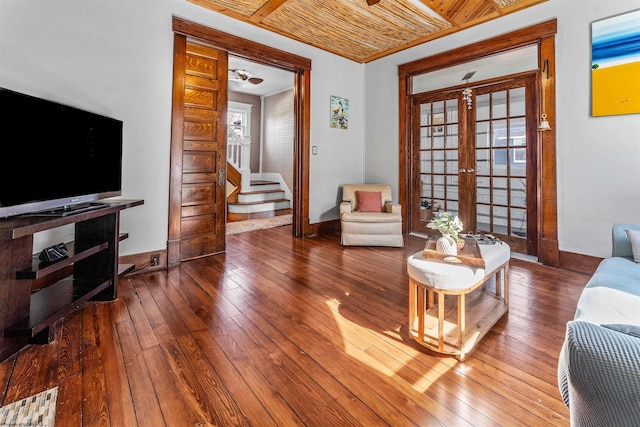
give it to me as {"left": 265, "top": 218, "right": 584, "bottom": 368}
{"left": 407, "top": 242, "right": 510, "bottom": 360}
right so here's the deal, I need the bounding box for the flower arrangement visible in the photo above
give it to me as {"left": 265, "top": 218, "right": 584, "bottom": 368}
{"left": 427, "top": 212, "right": 463, "bottom": 242}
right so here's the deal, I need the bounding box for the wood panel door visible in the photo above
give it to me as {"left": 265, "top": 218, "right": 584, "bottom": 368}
{"left": 169, "top": 36, "right": 228, "bottom": 264}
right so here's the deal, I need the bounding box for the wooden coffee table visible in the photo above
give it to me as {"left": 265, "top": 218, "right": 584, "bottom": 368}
{"left": 407, "top": 240, "right": 510, "bottom": 361}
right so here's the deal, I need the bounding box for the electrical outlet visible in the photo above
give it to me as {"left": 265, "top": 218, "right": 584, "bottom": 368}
{"left": 312, "top": 145, "right": 318, "bottom": 155}
{"left": 150, "top": 254, "right": 159, "bottom": 266}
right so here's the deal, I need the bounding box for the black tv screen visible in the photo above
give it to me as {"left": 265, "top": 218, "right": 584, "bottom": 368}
{"left": 0, "top": 87, "right": 123, "bottom": 218}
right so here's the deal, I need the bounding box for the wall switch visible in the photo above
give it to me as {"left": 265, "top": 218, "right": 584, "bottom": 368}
{"left": 312, "top": 146, "right": 318, "bottom": 155}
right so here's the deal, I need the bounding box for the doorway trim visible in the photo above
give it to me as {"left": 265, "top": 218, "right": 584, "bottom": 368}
{"left": 398, "top": 20, "right": 559, "bottom": 266}
{"left": 172, "top": 16, "right": 311, "bottom": 240}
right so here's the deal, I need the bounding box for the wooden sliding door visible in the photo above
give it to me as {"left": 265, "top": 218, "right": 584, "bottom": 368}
{"left": 169, "top": 35, "right": 228, "bottom": 263}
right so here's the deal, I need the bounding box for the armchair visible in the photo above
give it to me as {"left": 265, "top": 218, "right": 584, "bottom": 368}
{"left": 339, "top": 184, "right": 403, "bottom": 247}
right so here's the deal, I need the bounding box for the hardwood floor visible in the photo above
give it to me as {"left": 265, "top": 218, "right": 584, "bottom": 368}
{"left": 0, "top": 226, "right": 589, "bottom": 426}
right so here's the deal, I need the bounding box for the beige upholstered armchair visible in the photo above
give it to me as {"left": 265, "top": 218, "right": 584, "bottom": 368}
{"left": 340, "top": 184, "right": 403, "bottom": 247}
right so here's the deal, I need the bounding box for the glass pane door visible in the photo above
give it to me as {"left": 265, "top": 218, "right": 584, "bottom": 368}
{"left": 474, "top": 81, "right": 535, "bottom": 254}
{"left": 413, "top": 97, "right": 460, "bottom": 234}
{"left": 410, "top": 76, "right": 537, "bottom": 256}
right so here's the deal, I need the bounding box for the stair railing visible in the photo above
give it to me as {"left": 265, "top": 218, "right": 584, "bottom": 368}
{"left": 227, "top": 131, "right": 252, "bottom": 191}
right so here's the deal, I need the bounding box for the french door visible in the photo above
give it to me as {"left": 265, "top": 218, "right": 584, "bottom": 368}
{"left": 412, "top": 75, "right": 538, "bottom": 256}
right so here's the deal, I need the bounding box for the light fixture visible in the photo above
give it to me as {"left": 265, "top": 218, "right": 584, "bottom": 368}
{"left": 461, "top": 71, "right": 476, "bottom": 110}
{"left": 229, "top": 69, "right": 264, "bottom": 85}
{"left": 538, "top": 59, "right": 552, "bottom": 131}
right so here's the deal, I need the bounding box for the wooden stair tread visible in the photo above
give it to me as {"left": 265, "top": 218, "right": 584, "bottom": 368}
{"left": 250, "top": 180, "right": 279, "bottom": 185}
{"left": 228, "top": 198, "right": 290, "bottom": 206}
{"left": 239, "top": 189, "right": 284, "bottom": 195}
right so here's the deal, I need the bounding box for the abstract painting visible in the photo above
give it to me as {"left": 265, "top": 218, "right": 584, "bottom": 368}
{"left": 330, "top": 95, "right": 349, "bottom": 129}
{"left": 591, "top": 9, "right": 640, "bottom": 116}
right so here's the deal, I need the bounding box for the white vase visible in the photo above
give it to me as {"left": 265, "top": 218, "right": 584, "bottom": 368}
{"left": 436, "top": 234, "right": 457, "bottom": 256}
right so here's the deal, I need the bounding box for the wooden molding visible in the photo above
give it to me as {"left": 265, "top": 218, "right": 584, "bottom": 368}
{"left": 171, "top": 16, "right": 312, "bottom": 240}
{"left": 398, "top": 19, "right": 557, "bottom": 76}
{"left": 122, "top": 233, "right": 601, "bottom": 277}
{"left": 399, "top": 20, "right": 559, "bottom": 266}
{"left": 304, "top": 218, "right": 341, "bottom": 237}
{"left": 120, "top": 250, "right": 168, "bottom": 275}
{"left": 172, "top": 16, "right": 311, "bottom": 71}
{"left": 559, "top": 250, "right": 602, "bottom": 276}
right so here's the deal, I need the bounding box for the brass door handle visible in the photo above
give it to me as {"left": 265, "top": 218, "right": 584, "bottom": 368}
{"left": 218, "top": 167, "right": 226, "bottom": 187}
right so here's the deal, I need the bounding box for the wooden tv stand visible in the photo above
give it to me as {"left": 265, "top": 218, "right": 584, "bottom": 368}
{"left": 0, "top": 199, "right": 143, "bottom": 362}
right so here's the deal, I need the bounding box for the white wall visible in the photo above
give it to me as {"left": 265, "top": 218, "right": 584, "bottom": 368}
{"left": 365, "top": 0, "right": 640, "bottom": 258}
{"left": 0, "top": 0, "right": 365, "bottom": 255}
{"left": 4, "top": 0, "right": 637, "bottom": 259}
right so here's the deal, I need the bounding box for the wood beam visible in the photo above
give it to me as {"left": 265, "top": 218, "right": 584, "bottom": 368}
{"left": 250, "top": 0, "right": 288, "bottom": 23}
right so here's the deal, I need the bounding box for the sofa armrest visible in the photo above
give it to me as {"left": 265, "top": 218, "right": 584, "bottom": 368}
{"left": 558, "top": 320, "right": 640, "bottom": 426}
{"left": 340, "top": 201, "right": 352, "bottom": 215}
{"left": 384, "top": 203, "right": 401, "bottom": 214}
{"left": 612, "top": 223, "right": 640, "bottom": 258}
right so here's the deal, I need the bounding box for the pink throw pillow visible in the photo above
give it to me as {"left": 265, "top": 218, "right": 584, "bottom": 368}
{"left": 356, "top": 191, "right": 382, "bottom": 212}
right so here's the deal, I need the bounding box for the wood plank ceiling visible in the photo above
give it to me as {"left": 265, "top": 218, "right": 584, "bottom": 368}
{"left": 187, "top": 0, "right": 548, "bottom": 63}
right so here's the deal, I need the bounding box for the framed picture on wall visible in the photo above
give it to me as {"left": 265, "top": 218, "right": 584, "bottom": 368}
{"left": 591, "top": 9, "right": 640, "bottom": 116}
{"left": 330, "top": 95, "right": 349, "bottom": 129}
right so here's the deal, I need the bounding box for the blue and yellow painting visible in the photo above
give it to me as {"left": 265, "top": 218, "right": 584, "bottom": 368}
{"left": 330, "top": 95, "right": 349, "bottom": 129}
{"left": 592, "top": 9, "right": 640, "bottom": 116}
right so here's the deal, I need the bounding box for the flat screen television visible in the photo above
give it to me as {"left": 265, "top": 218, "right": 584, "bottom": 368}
{"left": 0, "top": 87, "right": 123, "bottom": 218}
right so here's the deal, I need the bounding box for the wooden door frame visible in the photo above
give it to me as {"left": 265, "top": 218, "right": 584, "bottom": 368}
{"left": 399, "top": 20, "right": 559, "bottom": 266}
{"left": 170, "top": 17, "right": 311, "bottom": 265}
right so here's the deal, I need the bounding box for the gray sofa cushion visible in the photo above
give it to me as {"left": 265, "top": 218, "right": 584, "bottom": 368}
{"left": 603, "top": 323, "right": 640, "bottom": 339}
{"left": 612, "top": 223, "right": 640, "bottom": 259}
{"left": 574, "top": 257, "right": 640, "bottom": 325}
{"left": 559, "top": 321, "right": 640, "bottom": 426}
{"left": 626, "top": 228, "right": 640, "bottom": 262}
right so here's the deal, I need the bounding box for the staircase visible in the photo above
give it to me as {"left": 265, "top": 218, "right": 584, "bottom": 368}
{"left": 227, "top": 179, "right": 291, "bottom": 215}
{"left": 226, "top": 129, "right": 291, "bottom": 217}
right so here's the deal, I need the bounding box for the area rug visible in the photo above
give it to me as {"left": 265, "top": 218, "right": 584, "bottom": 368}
{"left": 0, "top": 387, "right": 57, "bottom": 427}
{"left": 227, "top": 214, "right": 292, "bottom": 235}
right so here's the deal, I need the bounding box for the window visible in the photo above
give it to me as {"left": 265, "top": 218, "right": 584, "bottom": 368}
{"left": 228, "top": 101, "right": 252, "bottom": 137}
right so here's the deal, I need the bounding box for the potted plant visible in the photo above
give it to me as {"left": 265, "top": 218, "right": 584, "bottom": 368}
{"left": 427, "top": 212, "right": 464, "bottom": 254}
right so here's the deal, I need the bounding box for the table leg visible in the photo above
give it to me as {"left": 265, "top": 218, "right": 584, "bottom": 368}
{"left": 417, "top": 284, "right": 425, "bottom": 342}
{"left": 427, "top": 289, "right": 434, "bottom": 309}
{"left": 458, "top": 294, "right": 465, "bottom": 350}
{"left": 504, "top": 262, "right": 510, "bottom": 306}
{"left": 409, "top": 278, "right": 416, "bottom": 333}
{"left": 438, "top": 292, "right": 444, "bottom": 351}
{"left": 496, "top": 269, "right": 502, "bottom": 298}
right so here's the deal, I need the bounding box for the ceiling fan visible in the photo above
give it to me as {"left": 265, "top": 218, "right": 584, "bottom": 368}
{"left": 229, "top": 68, "right": 264, "bottom": 85}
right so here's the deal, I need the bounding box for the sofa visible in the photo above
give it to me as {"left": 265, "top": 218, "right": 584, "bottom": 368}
{"left": 339, "top": 184, "right": 403, "bottom": 247}
{"left": 558, "top": 223, "right": 640, "bottom": 426}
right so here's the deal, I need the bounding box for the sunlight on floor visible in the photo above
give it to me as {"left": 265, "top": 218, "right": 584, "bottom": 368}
{"left": 325, "top": 300, "right": 454, "bottom": 394}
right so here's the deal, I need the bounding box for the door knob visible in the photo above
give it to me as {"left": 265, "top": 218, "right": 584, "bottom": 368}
{"left": 457, "top": 169, "right": 467, "bottom": 174}
{"left": 467, "top": 168, "right": 475, "bottom": 173}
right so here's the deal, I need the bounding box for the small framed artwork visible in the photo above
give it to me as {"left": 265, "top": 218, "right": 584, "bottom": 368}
{"left": 591, "top": 9, "right": 640, "bottom": 116}
{"left": 330, "top": 95, "right": 349, "bottom": 129}
{"left": 432, "top": 113, "right": 444, "bottom": 135}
